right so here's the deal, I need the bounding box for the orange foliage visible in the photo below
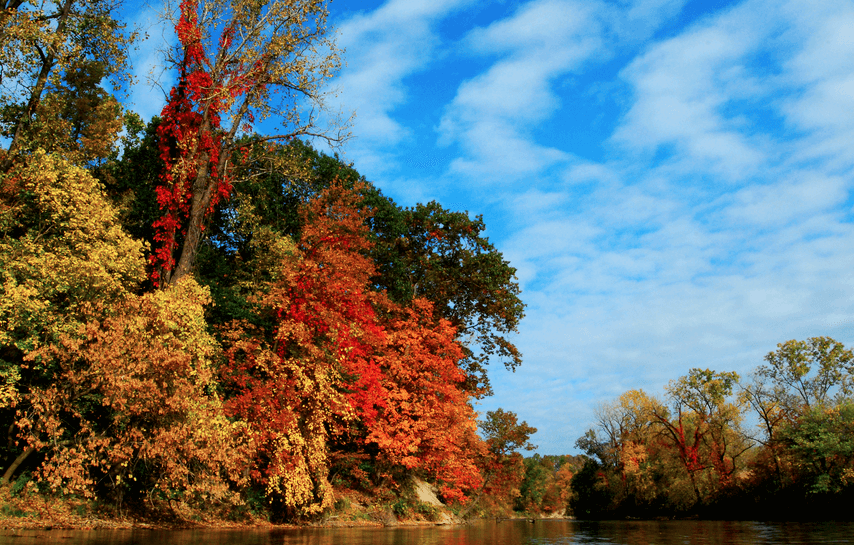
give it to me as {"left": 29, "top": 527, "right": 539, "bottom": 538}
{"left": 19, "top": 279, "right": 249, "bottom": 507}
{"left": 369, "top": 298, "right": 483, "bottom": 502}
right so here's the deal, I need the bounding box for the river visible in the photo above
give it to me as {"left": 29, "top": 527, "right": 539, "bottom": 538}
{"left": 1, "top": 519, "right": 852, "bottom": 545}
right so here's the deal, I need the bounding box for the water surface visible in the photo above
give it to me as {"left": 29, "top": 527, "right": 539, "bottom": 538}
{"left": 2, "top": 519, "right": 852, "bottom": 545}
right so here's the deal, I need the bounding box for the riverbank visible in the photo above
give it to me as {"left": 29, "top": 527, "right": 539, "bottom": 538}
{"left": 0, "top": 479, "right": 469, "bottom": 531}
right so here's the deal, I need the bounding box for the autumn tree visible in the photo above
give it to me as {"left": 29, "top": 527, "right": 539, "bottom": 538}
{"left": 588, "top": 390, "right": 666, "bottom": 511}
{"left": 150, "top": 0, "right": 347, "bottom": 286}
{"left": 758, "top": 337, "right": 854, "bottom": 415}
{"left": 376, "top": 202, "right": 525, "bottom": 395}
{"left": 220, "top": 182, "right": 377, "bottom": 516}
{"left": 0, "top": 0, "right": 133, "bottom": 169}
{"left": 0, "top": 151, "right": 146, "bottom": 485}
{"left": 591, "top": 390, "right": 661, "bottom": 470}
{"left": 652, "top": 368, "right": 749, "bottom": 505}
{"left": 368, "top": 299, "right": 484, "bottom": 503}
{"left": 219, "top": 182, "right": 487, "bottom": 513}
{"left": 512, "top": 455, "right": 578, "bottom": 515}
{"left": 14, "top": 279, "right": 250, "bottom": 509}
{"left": 461, "top": 408, "right": 536, "bottom": 514}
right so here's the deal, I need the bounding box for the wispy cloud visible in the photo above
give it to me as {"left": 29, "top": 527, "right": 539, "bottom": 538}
{"left": 438, "top": 0, "right": 603, "bottom": 182}
{"left": 330, "top": 0, "right": 474, "bottom": 174}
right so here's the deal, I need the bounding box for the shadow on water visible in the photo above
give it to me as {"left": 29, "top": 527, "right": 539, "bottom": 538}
{"left": 1, "top": 520, "right": 853, "bottom": 545}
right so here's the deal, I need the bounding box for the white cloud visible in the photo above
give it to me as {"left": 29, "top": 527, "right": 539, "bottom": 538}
{"left": 778, "top": 1, "right": 854, "bottom": 170}
{"left": 721, "top": 174, "right": 849, "bottom": 228}
{"left": 612, "top": 5, "right": 777, "bottom": 180}
{"left": 329, "top": 0, "right": 474, "bottom": 174}
{"left": 481, "top": 0, "right": 854, "bottom": 453}
{"left": 438, "top": 0, "right": 604, "bottom": 181}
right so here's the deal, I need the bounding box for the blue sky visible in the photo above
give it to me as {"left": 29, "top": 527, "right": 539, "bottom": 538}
{"left": 125, "top": 0, "right": 854, "bottom": 454}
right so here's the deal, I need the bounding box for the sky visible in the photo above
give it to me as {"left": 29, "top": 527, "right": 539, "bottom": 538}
{"left": 124, "top": 0, "right": 854, "bottom": 454}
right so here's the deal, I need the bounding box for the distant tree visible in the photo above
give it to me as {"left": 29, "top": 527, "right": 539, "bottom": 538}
{"left": 568, "top": 458, "right": 613, "bottom": 519}
{"left": 462, "top": 408, "right": 536, "bottom": 515}
{"left": 652, "top": 368, "right": 749, "bottom": 505}
{"left": 778, "top": 401, "right": 854, "bottom": 495}
{"left": 759, "top": 337, "right": 854, "bottom": 414}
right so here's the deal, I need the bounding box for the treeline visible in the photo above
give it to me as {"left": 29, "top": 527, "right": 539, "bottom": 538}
{"left": 570, "top": 337, "right": 854, "bottom": 521}
{"left": 0, "top": 0, "right": 531, "bottom": 522}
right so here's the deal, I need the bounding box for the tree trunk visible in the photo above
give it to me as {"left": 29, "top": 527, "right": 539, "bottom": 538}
{"left": 1, "top": 447, "right": 34, "bottom": 486}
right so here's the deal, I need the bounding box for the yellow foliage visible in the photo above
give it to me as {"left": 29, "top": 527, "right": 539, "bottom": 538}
{"left": 0, "top": 150, "right": 146, "bottom": 352}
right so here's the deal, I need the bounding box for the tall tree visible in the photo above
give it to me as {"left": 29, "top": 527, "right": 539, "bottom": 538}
{"left": 0, "top": 150, "right": 146, "bottom": 489}
{"left": 151, "top": 0, "right": 346, "bottom": 286}
{"left": 652, "top": 368, "right": 748, "bottom": 505}
{"left": 461, "top": 408, "right": 536, "bottom": 514}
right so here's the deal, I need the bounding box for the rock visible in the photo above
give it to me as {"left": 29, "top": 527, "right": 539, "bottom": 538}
{"left": 412, "top": 478, "right": 443, "bottom": 506}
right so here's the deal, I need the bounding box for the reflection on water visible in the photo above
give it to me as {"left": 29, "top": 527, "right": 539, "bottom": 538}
{"left": 1, "top": 519, "right": 853, "bottom": 545}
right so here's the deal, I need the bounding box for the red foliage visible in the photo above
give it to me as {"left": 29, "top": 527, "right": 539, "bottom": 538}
{"left": 150, "top": 0, "right": 242, "bottom": 284}
{"left": 220, "top": 182, "right": 484, "bottom": 505}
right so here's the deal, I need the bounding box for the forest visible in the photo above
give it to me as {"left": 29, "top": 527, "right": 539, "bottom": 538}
{"left": 0, "top": 0, "right": 535, "bottom": 524}
{"left": 567, "top": 337, "right": 854, "bottom": 521}
{"left": 2, "top": 0, "right": 853, "bottom": 527}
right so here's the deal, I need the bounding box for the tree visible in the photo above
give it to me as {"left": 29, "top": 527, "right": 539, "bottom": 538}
{"left": 590, "top": 389, "right": 661, "bottom": 471}
{"left": 462, "top": 408, "right": 536, "bottom": 514}
{"left": 220, "top": 182, "right": 377, "bottom": 516}
{"left": 568, "top": 458, "right": 614, "bottom": 519}
{"left": 12, "top": 279, "right": 250, "bottom": 509}
{"left": 0, "top": 0, "right": 133, "bottom": 169}
{"left": 150, "top": 0, "right": 346, "bottom": 286}
{"left": 480, "top": 408, "right": 537, "bottom": 458}
{"left": 1, "top": 150, "right": 147, "bottom": 485}
{"left": 652, "top": 368, "right": 749, "bottom": 505}
{"left": 759, "top": 337, "right": 854, "bottom": 414}
{"left": 740, "top": 338, "right": 854, "bottom": 500}
{"left": 377, "top": 202, "right": 525, "bottom": 395}
{"left": 779, "top": 402, "right": 854, "bottom": 495}
{"left": 219, "top": 182, "right": 488, "bottom": 513}
{"left": 366, "top": 299, "right": 483, "bottom": 504}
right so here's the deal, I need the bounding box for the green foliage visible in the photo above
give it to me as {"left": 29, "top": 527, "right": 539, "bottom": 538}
{"left": 779, "top": 402, "right": 854, "bottom": 494}
{"left": 10, "top": 470, "right": 31, "bottom": 497}
{"left": 515, "top": 455, "right": 549, "bottom": 511}
{"left": 568, "top": 459, "right": 613, "bottom": 519}
{"left": 378, "top": 201, "right": 525, "bottom": 395}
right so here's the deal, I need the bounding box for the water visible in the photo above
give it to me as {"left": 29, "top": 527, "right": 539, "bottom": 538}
{"left": 1, "top": 520, "right": 852, "bottom": 545}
